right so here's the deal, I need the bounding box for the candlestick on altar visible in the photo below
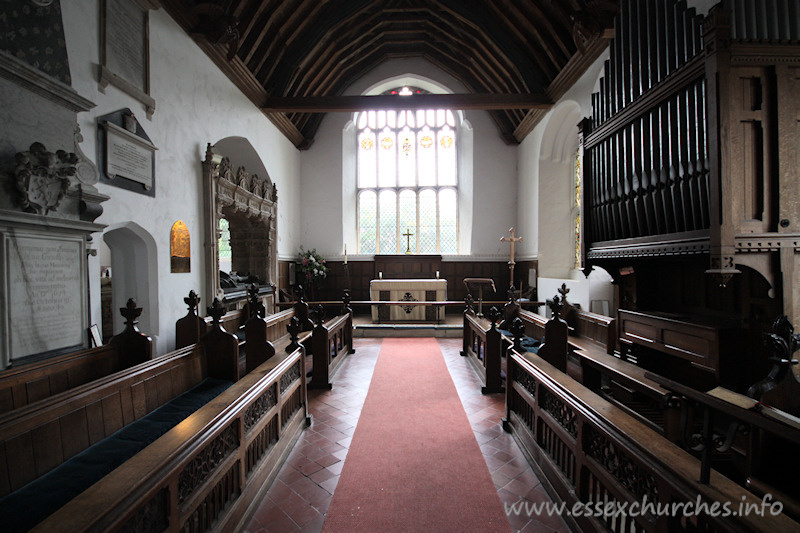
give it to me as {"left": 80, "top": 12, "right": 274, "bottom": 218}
{"left": 500, "top": 227, "right": 523, "bottom": 290}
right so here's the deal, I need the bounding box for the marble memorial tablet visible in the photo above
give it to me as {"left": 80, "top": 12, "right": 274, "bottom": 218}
{"left": 100, "top": 0, "right": 156, "bottom": 116}
{"left": 7, "top": 234, "right": 85, "bottom": 360}
{"left": 106, "top": 0, "right": 147, "bottom": 93}
{"left": 104, "top": 121, "right": 155, "bottom": 189}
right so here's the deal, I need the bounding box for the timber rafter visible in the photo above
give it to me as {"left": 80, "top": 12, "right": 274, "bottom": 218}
{"left": 160, "top": 0, "right": 617, "bottom": 149}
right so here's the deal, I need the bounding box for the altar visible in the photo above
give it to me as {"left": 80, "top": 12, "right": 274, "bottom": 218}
{"left": 370, "top": 279, "right": 447, "bottom": 322}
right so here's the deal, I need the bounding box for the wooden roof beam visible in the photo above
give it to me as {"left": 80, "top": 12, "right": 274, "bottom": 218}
{"left": 262, "top": 93, "right": 552, "bottom": 113}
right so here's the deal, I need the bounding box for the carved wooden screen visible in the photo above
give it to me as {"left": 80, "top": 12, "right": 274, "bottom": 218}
{"left": 582, "top": 0, "right": 709, "bottom": 260}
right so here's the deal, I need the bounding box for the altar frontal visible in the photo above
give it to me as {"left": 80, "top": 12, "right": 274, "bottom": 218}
{"left": 370, "top": 279, "right": 447, "bottom": 322}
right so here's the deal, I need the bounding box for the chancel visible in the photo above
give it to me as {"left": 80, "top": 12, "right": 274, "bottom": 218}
{"left": 1, "top": 1, "right": 800, "bottom": 532}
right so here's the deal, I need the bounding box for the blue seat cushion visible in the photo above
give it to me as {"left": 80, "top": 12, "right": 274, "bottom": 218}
{"left": 0, "top": 378, "right": 231, "bottom": 532}
{"left": 521, "top": 337, "right": 541, "bottom": 348}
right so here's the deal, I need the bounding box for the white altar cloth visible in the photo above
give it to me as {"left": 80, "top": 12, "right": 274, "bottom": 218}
{"left": 370, "top": 279, "right": 447, "bottom": 321}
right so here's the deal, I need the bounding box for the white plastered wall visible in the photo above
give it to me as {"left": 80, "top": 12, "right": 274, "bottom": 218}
{"left": 300, "top": 58, "right": 518, "bottom": 262}
{"left": 517, "top": 50, "right": 612, "bottom": 310}
{"left": 59, "top": 1, "right": 301, "bottom": 353}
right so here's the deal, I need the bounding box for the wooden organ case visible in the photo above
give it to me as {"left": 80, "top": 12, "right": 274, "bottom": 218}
{"left": 580, "top": 0, "right": 800, "bottom": 392}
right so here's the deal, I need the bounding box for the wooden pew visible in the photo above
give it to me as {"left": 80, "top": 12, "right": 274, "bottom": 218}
{"left": 176, "top": 302, "right": 248, "bottom": 350}
{"left": 307, "top": 304, "right": 355, "bottom": 390}
{"left": 243, "top": 289, "right": 317, "bottom": 373}
{"left": 503, "top": 347, "right": 800, "bottom": 533}
{"left": 0, "top": 298, "right": 152, "bottom": 413}
{"left": 461, "top": 306, "right": 504, "bottom": 394}
{"left": 566, "top": 309, "right": 681, "bottom": 440}
{"left": 499, "top": 298, "right": 570, "bottom": 373}
{"left": 645, "top": 315, "right": 800, "bottom": 521}
{"left": 32, "top": 328, "right": 310, "bottom": 532}
{"left": 0, "top": 299, "right": 239, "bottom": 531}
{"left": 246, "top": 296, "right": 354, "bottom": 390}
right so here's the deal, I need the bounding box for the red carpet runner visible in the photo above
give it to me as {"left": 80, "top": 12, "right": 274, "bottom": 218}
{"left": 322, "top": 338, "right": 511, "bottom": 532}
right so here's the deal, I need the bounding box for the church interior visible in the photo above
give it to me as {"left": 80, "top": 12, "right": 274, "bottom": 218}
{"left": 1, "top": 0, "right": 800, "bottom": 531}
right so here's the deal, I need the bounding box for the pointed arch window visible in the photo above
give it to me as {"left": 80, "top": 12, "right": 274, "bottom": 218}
{"left": 357, "top": 88, "right": 458, "bottom": 254}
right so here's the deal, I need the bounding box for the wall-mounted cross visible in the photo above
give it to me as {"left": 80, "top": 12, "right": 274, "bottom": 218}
{"left": 403, "top": 227, "right": 414, "bottom": 254}
{"left": 500, "top": 227, "right": 523, "bottom": 288}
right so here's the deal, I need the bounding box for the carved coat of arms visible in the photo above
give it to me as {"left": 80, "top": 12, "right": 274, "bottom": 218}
{"left": 14, "top": 142, "right": 77, "bottom": 215}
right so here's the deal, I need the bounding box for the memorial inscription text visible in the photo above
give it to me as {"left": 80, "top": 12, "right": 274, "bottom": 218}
{"left": 106, "top": 0, "right": 147, "bottom": 92}
{"left": 8, "top": 236, "right": 83, "bottom": 359}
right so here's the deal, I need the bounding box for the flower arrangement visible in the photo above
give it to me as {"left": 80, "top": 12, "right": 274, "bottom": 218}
{"left": 297, "top": 247, "right": 328, "bottom": 287}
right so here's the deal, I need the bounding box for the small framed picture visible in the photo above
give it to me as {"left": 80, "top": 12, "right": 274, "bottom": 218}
{"left": 90, "top": 324, "right": 103, "bottom": 347}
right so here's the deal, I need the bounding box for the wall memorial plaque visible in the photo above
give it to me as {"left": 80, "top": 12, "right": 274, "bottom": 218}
{"left": 5, "top": 233, "right": 86, "bottom": 362}
{"left": 100, "top": 0, "right": 156, "bottom": 117}
{"left": 98, "top": 108, "right": 158, "bottom": 197}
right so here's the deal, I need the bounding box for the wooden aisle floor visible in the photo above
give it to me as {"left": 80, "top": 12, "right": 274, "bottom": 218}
{"left": 244, "top": 338, "right": 569, "bottom": 532}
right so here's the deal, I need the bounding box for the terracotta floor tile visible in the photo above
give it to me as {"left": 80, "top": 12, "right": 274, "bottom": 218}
{"left": 497, "top": 461, "right": 527, "bottom": 479}
{"left": 504, "top": 478, "right": 538, "bottom": 499}
{"left": 308, "top": 465, "right": 338, "bottom": 484}
{"left": 318, "top": 475, "right": 339, "bottom": 494}
{"left": 324, "top": 460, "right": 345, "bottom": 475}
{"left": 314, "top": 453, "right": 341, "bottom": 468}
{"left": 260, "top": 507, "right": 299, "bottom": 532}
{"left": 491, "top": 469, "right": 514, "bottom": 489}
{"left": 296, "top": 460, "right": 325, "bottom": 476}
{"left": 493, "top": 450, "right": 515, "bottom": 463}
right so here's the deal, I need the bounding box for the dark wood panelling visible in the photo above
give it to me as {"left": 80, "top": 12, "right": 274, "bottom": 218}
{"left": 309, "top": 258, "right": 533, "bottom": 314}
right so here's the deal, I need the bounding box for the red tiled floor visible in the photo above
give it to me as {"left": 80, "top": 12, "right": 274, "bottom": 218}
{"left": 243, "top": 337, "right": 568, "bottom": 532}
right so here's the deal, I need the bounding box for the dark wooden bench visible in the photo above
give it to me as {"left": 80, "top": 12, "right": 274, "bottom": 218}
{"left": 499, "top": 300, "right": 570, "bottom": 373}
{"left": 645, "top": 315, "right": 800, "bottom": 521}
{"left": 0, "top": 299, "right": 240, "bottom": 531}
{"left": 31, "top": 326, "right": 310, "bottom": 532}
{"left": 461, "top": 306, "right": 504, "bottom": 394}
{"left": 246, "top": 297, "right": 354, "bottom": 390}
{"left": 503, "top": 346, "right": 800, "bottom": 533}
{"left": 0, "top": 298, "right": 153, "bottom": 414}
{"left": 175, "top": 290, "right": 251, "bottom": 350}
{"left": 307, "top": 304, "right": 355, "bottom": 390}
{"left": 565, "top": 309, "right": 681, "bottom": 439}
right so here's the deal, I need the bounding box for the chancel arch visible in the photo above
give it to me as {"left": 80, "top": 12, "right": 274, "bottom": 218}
{"left": 202, "top": 137, "right": 277, "bottom": 312}
{"left": 103, "top": 222, "right": 159, "bottom": 348}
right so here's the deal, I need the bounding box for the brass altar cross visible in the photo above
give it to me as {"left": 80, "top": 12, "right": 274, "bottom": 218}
{"left": 500, "top": 227, "right": 523, "bottom": 288}
{"left": 403, "top": 227, "right": 414, "bottom": 254}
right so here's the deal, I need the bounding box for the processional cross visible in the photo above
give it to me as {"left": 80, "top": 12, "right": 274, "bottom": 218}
{"left": 500, "top": 227, "right": 523, "bottom": 289}
{"left": 403, "top": 227, "right": 414, "bottom": 254}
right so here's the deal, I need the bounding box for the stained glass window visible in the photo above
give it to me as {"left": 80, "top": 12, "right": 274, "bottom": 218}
{"left": 359, "top": 191, "right": 377, "bottom": 254}
{"left": 356, "top": 88, "right": 458, "bottom": 254}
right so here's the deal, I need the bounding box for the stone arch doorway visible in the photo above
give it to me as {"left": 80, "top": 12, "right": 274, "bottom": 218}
{"left": 103, "top": 222, "right": 159, "bottom": 349}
